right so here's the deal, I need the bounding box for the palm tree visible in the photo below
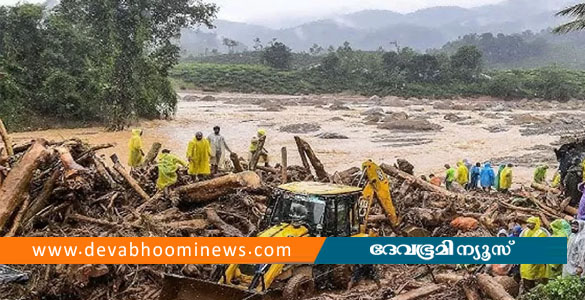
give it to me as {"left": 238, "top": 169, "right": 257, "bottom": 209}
{"left": 555, "top": 3, "right": 585, "bottom": 33}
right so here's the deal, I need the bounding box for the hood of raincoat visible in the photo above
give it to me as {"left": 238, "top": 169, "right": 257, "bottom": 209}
{"left": 484, "top": 163, "right": 491, "bottom": 169}
{"left": 497, "top": 229, "right": 508, "bottom": 237}
{"left": 550, "top": 219, "right": 570, "bottom": 238}
{"left": 257, "top": 129, "right": 266, "bottom": 136}
{"left": 511, "top": 225, "right": 522, "bottom": 237}
{"left": 131, "top": 129, "right": 141, "bottom": 137}
{"left": 521, "top": 216, "right": 545, "bottom": 237}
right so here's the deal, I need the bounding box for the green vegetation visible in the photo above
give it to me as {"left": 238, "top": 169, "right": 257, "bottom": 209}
{"left": 521, "top": 277, "right": 585, "bottom": 300}
{"left": 0, "top": 1, "right": 217, "bottom": 130}
{"left": 172, "top": 43, "right": 585, "bottom": 101}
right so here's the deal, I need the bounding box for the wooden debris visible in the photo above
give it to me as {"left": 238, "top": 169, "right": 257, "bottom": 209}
{"left": 381, "top": 163, "right": 454, "bottom": 197}
{"left": 281, "top": 147, "right": 287, "bottom": 183}
{"left": 5, "top": 195, "right": 29, "bottom": 237}
{"left": 0, "top": 118, "right": 14, "bottom": 156}
{"left": 531, "top": 182, "right": 560, "bottom": 194}
{"left": 110, "top": 154, "right": 150, "bottom": 201}
{"left": 230, "top": 152, "right": 243, "bottom": 173}
{"left": 23, "top": 169, "right": 60, "bottom": 224}
{"left": 205, "top": 208, "right": 243, "bottom": 237}
{"left": 294, "top": 136, "right": 328, "bottom": 181}
{"left": 175, "top": 171, "right": 261, "bottom": 203}
{"left": 294, "top": 136, "right": 311, "bottom": 172}
{"left": 477, "top": 274, "right": 514, "bottom": 300}
{"left": 391, "top": 284, "right": 443, "bottom": 300}
{"left": 0, "top": 140, "right": 49, "bottom": 229}
{"left": 142, "top": 142, "right": 161, "bottom": 166}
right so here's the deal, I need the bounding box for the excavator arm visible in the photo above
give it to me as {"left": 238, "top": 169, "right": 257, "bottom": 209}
{"left": 359, "top": 160, "right": 399, "bottom": 232}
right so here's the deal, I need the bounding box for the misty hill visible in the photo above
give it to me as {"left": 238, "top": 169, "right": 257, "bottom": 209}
{"left": 181, "top": 0, "right": 578, "bottom": 54}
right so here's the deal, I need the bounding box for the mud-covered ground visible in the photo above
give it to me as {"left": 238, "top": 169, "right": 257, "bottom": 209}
{"left": 14, "top": 92, "right": 585, "bottom": 186}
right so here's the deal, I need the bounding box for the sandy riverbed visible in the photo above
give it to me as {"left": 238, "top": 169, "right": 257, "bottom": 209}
{"left": 13, "top": 91, "right": 585, "bottom": 187}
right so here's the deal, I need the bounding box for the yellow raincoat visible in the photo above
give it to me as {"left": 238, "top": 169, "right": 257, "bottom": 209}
{"left": 128, "top": 129, "right": 144, "bottom": 167}
{"left": 186, "top": 138, "right": 212, "bottom": 175}
{"left": 546, "top": 219, "right": 570, "bottom": 279}
{"left": 156, "top": 153, "right": 187, "bottom": 190}
{"left": 551, "top": 172, "right": 561, "bottom": 188}
{"left": 520, "top": 217, "right": 549, "bottom": 280}
{"left": 582, "top": 159, "right": 585, "bottom": 182}
{"left": 456, "top": 162, "right": 469, "bottom": 185}
{"left": 499, "top": 166, "right": 513, "bottom": 190}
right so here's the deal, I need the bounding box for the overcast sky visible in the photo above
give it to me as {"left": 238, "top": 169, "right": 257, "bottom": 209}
{"left": 0, "top": 0, "right": 508, "bottom": 28}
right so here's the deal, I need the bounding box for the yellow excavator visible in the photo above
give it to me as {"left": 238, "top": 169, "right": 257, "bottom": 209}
{"left": 160, "top": 160, "right": 399, "bottom": 300}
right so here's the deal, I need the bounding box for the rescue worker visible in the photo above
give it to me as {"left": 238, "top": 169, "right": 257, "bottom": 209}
{"left": 520, "top": 216, "right": 549, "bottom": 291}
{"left": 509, "top": 225, "right": 522, "bottom": 237}
{"left": 456, "top": 161, "right": 469, "bottom": 187}
{"left": 551, "top": 171, "right": 561, "bottom": 189}
{"left": 578, "top": 183, "right": 585, "bottom": 220}
{"left": 128, "top": 129, "right": 145, "bottom": 168}
{"left": 480, "top": 162, "right": 495, "bottom": 192}
{"left": 563, "top": 220, "right": 585, "bottom": 278}
{"left": 347, "top": 264, "right": 381, "bottom": 291}
{"left": 499, "top": 164, "right": 513, "bottom": 193}
{"left": 469, "top": 162, "right": 481, "bottom": 190}
{"left": 444, "top": 164, "right": 455, "bottom": 190}
{"left": 533, "top": 165, "right": 548, "bottom": 184}
{"left": 156, "top": 149, "right": 187, "bottom": 190}
{"left": 208, "top": 126, "right": 232, "bottom": 174}
{"left": 494, "top": 164, "right": 505, "bottom": 191}
{"left": 186, "top": 132, "right": 212, "bottom": 179}
{"left": 249, "top": 129, "right": 269, "bottom": 167}
{"left": 547, "top": 219, "right": 570, "bottom": 279}
{"left": 429, "top": 174, "right": 442, "bottom": 187}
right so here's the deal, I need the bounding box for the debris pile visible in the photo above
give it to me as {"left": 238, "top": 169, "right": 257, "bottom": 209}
{"left": 0, "top": 129, "right": 580, "bottom": 300}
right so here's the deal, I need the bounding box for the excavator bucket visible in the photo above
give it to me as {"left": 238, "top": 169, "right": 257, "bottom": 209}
{"left": 159, "top": 275, "right": 280, "bottom": 300}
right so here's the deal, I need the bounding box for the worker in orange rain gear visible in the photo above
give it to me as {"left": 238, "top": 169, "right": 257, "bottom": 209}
{"left": 186, "top": 132, "right": 212, "bottom": 179}
{"left": 156, "top": 149, "right": 187, "bottom": 190}
{"left": 520, "top": 216, "right": 550, "bottom": 291}
{"left": 128, "top": 129, "right": 144, "bottom": 168}
{"left": 456, "top": 161, "right": 469, "bottom": 187}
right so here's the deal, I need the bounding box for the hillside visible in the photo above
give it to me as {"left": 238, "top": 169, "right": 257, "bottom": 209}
{"left": 181, "top": 0, "right": 578, "bottom": 53}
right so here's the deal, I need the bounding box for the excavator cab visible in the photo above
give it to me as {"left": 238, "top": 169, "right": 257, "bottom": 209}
{"left": 263, "top": 182, "right": 363, "bottom": 237}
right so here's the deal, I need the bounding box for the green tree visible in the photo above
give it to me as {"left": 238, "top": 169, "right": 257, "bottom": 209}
{"left": 262, "top": 41, "right": 292, "bottom": 70}
{"left": 450, "top": 45, "right": 482, "bottom": 82}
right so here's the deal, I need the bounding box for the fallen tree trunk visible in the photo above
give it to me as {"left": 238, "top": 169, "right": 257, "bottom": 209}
{"left": 205, "top": 208, "right": 243, "bottom": 237}
{"left": 380, "top": 163, "right": 454, "bottom": 197}
{"left": 0, "top": 140, "right": 49, "bottom": 230}
{"left": 56, "top": 146, "right": 87, "bottom": 177}
{"left": 391, "top": 284, "right": 443, "bottom": 300}
{"left": 435, "top": 274, "right": 480, "bottom": 300}
{"left": 294, "top": 136, "right": 311, "bottom": 173}
{"left": 294, "top": 136, "right": 328, "bottom": 181}
{"left": 477, "top": 274, "right": 514, "bottom": 300}
{"left": 175, "top": 171, "right": 262, "bottom": 203}
{"left": 91, "top": 155, "right": 118, "bottom": 189}
{"left": 0, "top": 119, "right": 13, "bottom": 157}
{"left": 565, "top": 205, "right": 578, "bottom": 216}
{"left": 249, "top": 135, "right": 266, "bottom": 171}
{"left": 5, "top": 195, "right": 29, "bottom": 237}
{"left": 230, "top": 152, "right": 243, "bottom": 173}
{"left": 531, "top": 182, "right": 560, "bottom": 194}
{"left": 110, "top": 154, "right": 150, "bottom": 201}
{"left": 141, "top": 142, "right": 161, "bottom": 166}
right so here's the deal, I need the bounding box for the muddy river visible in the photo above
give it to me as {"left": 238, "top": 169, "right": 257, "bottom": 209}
{"left": 14, "top": 91, "right": 585, "bottom": 187}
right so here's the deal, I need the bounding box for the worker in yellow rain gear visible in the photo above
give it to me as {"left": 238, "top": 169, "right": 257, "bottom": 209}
{"left": 156, "top": 149, "right": 187, "bottom": 190}
{"left": 186, "top": 132, "right": 212, "bottom": 179}
{"left": 249, "top": 129, "right": 269, "bottom": 167}
{"left": 533, "top": 165, "right": 548, "bottom": 184}
{"left": 520, "top": 216, "right": 549, "bottom": 291}
{"left": 499, "top": 164, "right": 513, "bottom": 193}
{"left": 551, "top": 171, "right": 561, "bottom": 188}
{"left": 455, "top": 161, "right": 469, "bottom": 187}
{"left": 128, "top": 129, "right": 144, "bottom": 168}
{"left": 546, "top": 219, "right": 570, "bottom": 280}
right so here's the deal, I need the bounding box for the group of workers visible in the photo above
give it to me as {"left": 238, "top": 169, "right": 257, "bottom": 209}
{"left": 128, "top": 127, "right": 269, "bottom": 190}
{"left": 489, "top": 216, "right": 585, "bottom": 292}
{"left": 426, "top": 159, "right": 514, "bottom": 193}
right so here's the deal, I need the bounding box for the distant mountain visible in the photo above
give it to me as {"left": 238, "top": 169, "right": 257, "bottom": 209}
{"left": 181, "top": 0, "right": 579, "bottom": 54}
